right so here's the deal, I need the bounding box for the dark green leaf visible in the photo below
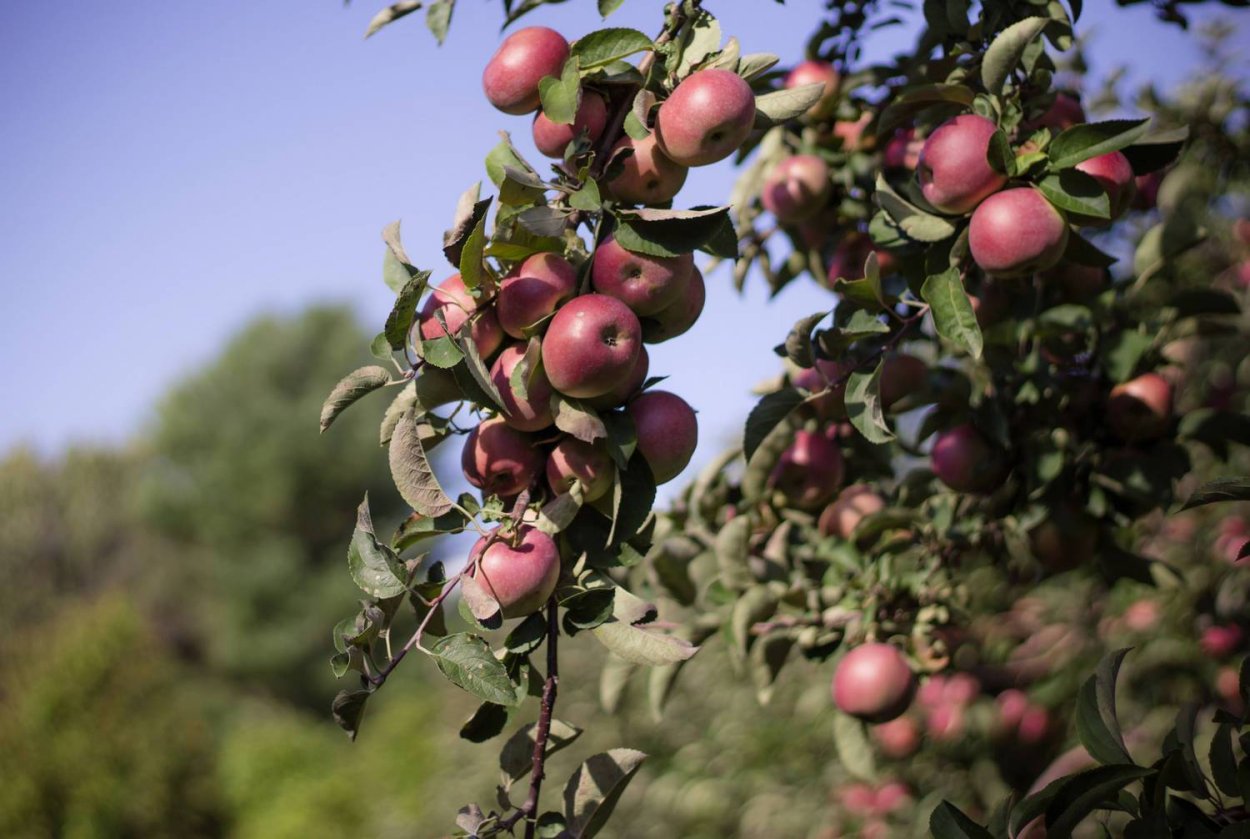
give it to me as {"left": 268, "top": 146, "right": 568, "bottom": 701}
{"left": 930, "top": 801, "right": 995, "bottom": 839}
{"left": 1037, "top": 169, "right": 1111, "bottom": 219}
{"left": 571, "top": 28, "right": 653, "bottom": 69}
{"left": 743, "top": 389, "right": 803, "bottom": 462}
{"left": 431, "top": 633, "right": 519, "bottom": 706}
{"left": 1122, "top": 126, "right": 1189, "bottom": 175}
{"left": 443, "top": 185, "right": 491, "bottom": 268}
{"left": 383, "top": 269, "right": 432, "bottom": 350}
{"left": 321, "top": 366, "right": 393, "bottom": 433}
{"left": 331, "top": 688, "right": 372, "bottom": 740}
{"left": 500, "top": 719, "right": 584, "bottom": 781}
{"left": 922, "top": 268, "right": 983, "bottom": 358}
{"left": 563, "top": 749, "right": 648, "bottom": 839}
{"left": 389, "top": 410, "right": 455, "bottom": 517}
{"left": 1179, "top": 478, "right": 1250, "bottom": 511}
{"left": 459, "top": 701, "right": 508, "bottom": 743}
{"left": 1044, "top": 764, "right": 1154, "bottom": 837}
{"left": 982, "top": 17, "right": 1049, "bottom": 95}
{"left": 613, "top": 206, "right": 732, "bottom": 257}
{"left": 348, "top": 495, "right": 409, "bottom": 598}
{"left": 1049, "top": 118, "right": 1152, "bottom": 170}
{"left": 1076, "top": 647, "right": 1135, "bottom": 766}
{"left": 845, "top": 363, "right": 894, "bottom": 443}
{"left": 538, "top": 57, "right": 581, "bottom": 126}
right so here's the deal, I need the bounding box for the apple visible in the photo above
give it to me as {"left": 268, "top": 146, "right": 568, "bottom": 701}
{"left": 761, "top": 154, "right": 831, "bottom": 224}
{"left": 482, "top": 26, "right": 570, "bottom": 115}
{"left": 873, "top": 782, "right": 911, "bottom": 814}
{"left": 879, "top": 353, "right": 928, "bottom": 410}
{"left": 628, "top": 390, "right": 698, "bottom": 484}
{"left": 925, "top": 702, "right": 966, "bottom": 743}
{"left": 784, "top": 60, "right": 839, "bottom": 119}
{"left": 768, "top": 428, "right": 844, "bottom": 511}
{"left": 832, "top": 642, "right": 916, "bottom": 724}
{"left": 415, "top": 273, "right": 504, "bottom": 359}
{"left": 883, "top": 128, "right": 922, "bottom": 170}
{"left": 931, "top": 424, "right": 1006, "bottom": 494}
{"left": 643, "top": 267, "right": 705, "bottom": 343}
{"left": 605, "top": 132, "right": 689, "bottom": 205}
{"left": 532, "top": 90, "right": 608, "bottom": 158}
{"left": 496, "top": 252, "right": 578, "bottom": 338}
{"left": 832, "top": 112, "right": 873, "bottom": 152}
{"left": 1123, "top": 600, "right": 1161, "bottom": 632}
{"left": 838, "top": 782, "right": 878, "bottom": 817}
{"left": 1200, "top": 625, "right": 1244, "bottom": 659}
{"left": 818, "top": 483, "right": 886, "bottom": 539}
{"left": 1028, "top": 92, "right": 1086, "bottom": 132}
{"left": 654, "top": 69, "right": 756, "bottom": 167}
{"left": 461, "top": 417, "right": 545, "bottom": 497}
{"left": 995, "top": 689, "right": 1029, "bottom": 733}
{"left": 1072, "top": 151, "right": 1136, "bottom": 226}
{"left": 591, "top": 234, "right": 694, "bottom": 316}
{"left": 917, "top": 114, "right": 1008, "bottom": 214}
{"left": 871, "top": 716, "right": 920, "bottom": 759}
{"left": 587, "top": 345, "right": 649, "bottom": 410}
{"left": 1042, "top": 261, "right": 1107, "bottom": 300}
{"left": 1215, "top": 516, "right": 1249, "bottom": 565}
{"left": 792, "top": 359, "right": 851, "bottom": 421}
{"left": 1107, "top": 372, "right": 1172, "bottom": 442}
{"left": 469, "top": 525, "right": 561, "bottom": 618}
{"left": 542, "top": 294, "right": 642, "bottom": 399}
{"left": 1017, "top": 706, "right": 1051, "bottom": 745}
{"left": 546, "top": 436, "right": 614, "bottom": 502}
{"left": 823, "top": 232, "right": 896, "bottom": 285}
{"left": 1133, "top": 170, "right": 1164, "bottom": 210}
{"left": 1029, "top": 507, "right": 1098, "bottom": 572}
{"left": 489, "top": 343, "right": 555, "bottom": 432}
{"left": 969, "top": 188, "right": 1070, "bottom": 277}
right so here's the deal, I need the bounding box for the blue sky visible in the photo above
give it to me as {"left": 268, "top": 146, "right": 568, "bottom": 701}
{"left": 0, "top": 0, "right": 1242, "bottom": 487}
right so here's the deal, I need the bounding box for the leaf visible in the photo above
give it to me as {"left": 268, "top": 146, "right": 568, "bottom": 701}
{"left": 592, "top": 620, "right": 699, "bottom": 666}
{"left": 347, "top": 496, "right": 409, "bottom": 598}
{"left": 743, "top": 389, "right": 803, "bottom": 463}
{"left": 714, "top": 514, "right": 753, "bottom": 591}
{"left": 457, "top": 202, "right": 490, "bottom": 292}
{"left": 389, "top": 410, "right": 455, "bottom": 517}
{"left": 981, "top": 17, "right": 1049, "bottom": 95}
{"left": 321, "top": 366, "right": 392, "bottom": 433}
{"left": 424, "top": 0, "right": 453, "bottom": 44}
{"left": 460, "top": 572, "right": 502, "bottom": 626}
{"left": 876, "top": 175, "right": 957, "bottom": 241}
{"left": 518, "top": 206, "right": 574, "bottom": 237}
{"left": 563, "top": 749, "right": 648, "bottom": 839}
{"left": 597, "top": 0, "right": 625, "bottom": 16}
{"left": 486, "top": 132, "right": 539, "bottom": 188}
{"left": 1049, "top": 118, "right": 1152, "bottom": 170}
{"left": 1076, "top": 648, "right": 1134, "bottom": 766}
{"left": 430, "top": 633, "right": 520, "bottom": 706}
{"left": 783, "top": 311, "right": 827, "bottom": 367}
{"left": 606, "top": 454, "right": 655, "bottom": 546}
{"left": 1179, "top": 478, "right": 1250, "bottom": 511}
{"left": 536, "top": 484, "right": 585, "bottom": 535}
{"left": 459, "top": 701, "right": 508, "bottom": 743}
{"left": 443, "top": 185, "right": 491, "bottom": 268}
{"left": 833, "top": 712, "right": 877, "bottom": 781}
{"left": 922, "top": 268, "right": 983, "bottom": 358}
{"left": 331, "top": 688, "right": 372, "bottom": 740}
{"left": 1043, "top": 764, "right": 1154, "bottom": 837}
{"left": 571, "top": 28, "right": 654, "bottom": 69}
{"left": 500, "top": 719, "right": 584, "bottom": 781}
{"left": 674, "top": 9, "right": 721, "bottom": 77}
{"left": 845, "top": 363, "right": 894, "bottom": 443}
{"left": 1064, "top": 229, "right": 1119, "bottom": 268}
{"left": 1037, "top": 169, "right": 1111, "bottom": 219}
{"left": 613, "top": 206, "right": 732, "bottom": 258}
{"left": 1121, "top": 126, "right": 1189, "bottom": 175}
{"left": 877, "top": 83, "right": 976, "bottom": 135}
{"left": 382, "top": 221, "right": 419, "bottom": 292}
{"left": 752, "top": 83, "right": 824, "bottom": 129}
{"left": 364, "top": 1, "right": 423, "bottom": 38}
{"left": 455, "top": 324, "right": 505, "bottom": 410}
{"left": 383, "top": 269, "right": 432, "bottom": 350}
{"left": 551, "top": 393, "right": 607, "bottom": 443}
{"left": 538, "top": 57, "right": 581, "bottom": 126}
{"left": 986, "top": 128, "right": 1016, "bottom": 177}
{"left": 736, "top": 52, "right": 779, "bottom": 81}
{"left": 930, "top": 801, "right": 995, "bottom": 839}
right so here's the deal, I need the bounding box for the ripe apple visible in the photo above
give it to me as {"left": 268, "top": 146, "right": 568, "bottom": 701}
{"left": 654, "top": 69, "right": 756, "bottom": 167}
{"left": 995, "top": 689, "right": 1029, "bottom": 733}
{"left": 591, "top": 234, "right": 694, "bottom": 316}
{"left": 1123, "top": 600, "right": 1161, "bottom": 632}
{"left": 469, "top": 525, "right": 561, "bottom": 618}
{"left": 482, "top": 26, "right": 570, "bottom": 115}
{"left": 546, "top": 436, "right": 614, "bottom": 501}
{"left": 1028, "top": 92, "right": 1086, "bottom": 132}
{"left": 1107, "top": 372, "right": 1172, "bottom": 442}
{"left": 1200, "top": 625, "right": 1244, "bottom": 659}
{"left": 873, "top": 782, "right": 911, "bottom": 815}
{"left": 1072, "top": 151, "right": 1136, "bottom": 226}
{"left": 532, "top": 90, "right": 608, "bottom": 158}
{"left": 879, "top": 353, "right": 928, "bottom": 411}
{"left": 496, "top": 252, "right": 578, "bottom": 338}
{"left": 761, "top": 154, "right": 831, "bottom": 224}
{"left": 415, "top": 273, "right": 504, "bottom": 359}
{"left": 643, "top": 267, "right": 705, "bottom": 343}
{"left": 1029, "top": 507, "right": 1098, "bottom": 572}
{"left": 931, "top": 424, "right": 1006, "bottom": 494}
{"left": 627, "top": 390, "right": 698, "bottom": 484}
{"left": 832, "top": 642, "right": 916, "bottom": 724}
{"left": 586, "top": 346, "right": 649, "bottom": 410}
{"left": 461, "top": 417, "right": 545, "bottom": 497}
{"left": 792, "top": 359, "right": 851, "bottom": 421}
{"left": 605, "top": 133, "right": 689, "bottom": 205}
{"left": 542, "top": 294, "right": 642, "bottom": 399}
{"left": 489, "top": 343, "right": 555, "bottom": 432}
{"left": 882, "top": 128, "right": 922, "bottom": 170}
{"left": 818, "top": 483, "right": 886, "bottom": 539}
{"left": 838, "top": 783, "right": 878, "bottom": 817}
{"left": 769, "top": 428, "right": 844, "bottom": 511}
{"left": 832, "top": 112, "right": 873, "bottom": 152}
{"left": 917, "top": 114, "right": 1008, "bottom": 214}
{"left": 969, "top": 188, "right": 1070, "bottom": 277}
{"left": 784, "top": 60, "right": 839, "bottom": 119}
{"left": 1017, "top": 706, "right": 1051, "bottom": 745}
{"left": 1133, "top": 170, "right": 1164, "bottom": 210}
{"left": 871, "top": 715, "right": 920, "bottom": 759}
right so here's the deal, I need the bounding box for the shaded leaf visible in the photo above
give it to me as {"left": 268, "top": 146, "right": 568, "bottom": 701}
{"left": 1049, "top": 118, "right": 1152, "bottom": 170}
{"left": 389, "top": 410, "right": 455, "bottom": 516}
{"left": 364, "top": 1, "right": 423, "bottom": 38}
{"left": 1179, "top": 478, "right": 1250, "bottom": 511}
{"left": 563, "top": 749, "right": 648, "bottom": 839}
{"left": 348, "top": 495, "right": 409, "bottom": 598}
{"left": 743, "top": 389, "right": 803, "bottom": 462}
{"left": 321, "top": 366, "right": 393, "bottom": 433}
{"left": 922, "top": 268, "right": 983, "bottom": 358}
{"left": 501, "top": 719, "right": 584, "bottom": 781}
{"left": 982, "top": 17, "right": 1049, "bottom": 95}
{"left": 845, "top": 363, "right": 894, "bottom": 443}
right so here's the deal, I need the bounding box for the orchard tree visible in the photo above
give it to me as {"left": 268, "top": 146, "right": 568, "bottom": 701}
{"left": 323, "top": 1, "right": 1250, "bottom": 836}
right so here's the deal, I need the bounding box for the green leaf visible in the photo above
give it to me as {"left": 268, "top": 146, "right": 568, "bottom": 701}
{"left": 982, "top": 17, "right": 1049, "bottom": 95}
{"left": 597, "top": 0, "right": 626, "bottom": 17}
{"left": 922, "top": 268, "right": 983, "bottom": 358}
{"left": 1179, "top": 478, "right": 1250, "bottom": 511}
{"left": 714, "top": 514, "right": 753, "bottom": 591}
{"left": 486, "top": 133, "right": 539, "bottom": 188}
{"left": 382, "top": 220, "right": 419, "bottom": 292}
{"left": 457, "top": 204, "right": 490, "bottom": 291}
{"left": 454, "top": 324, "right": 505, "bottom": 410}
{"left": 876, "top": 175, "right": 957, "bottom": 241}
{"left": 538, "top": 57, "right": 581, "bottom": 126}
{"left": 930, "top": 801, "right": 995, "bottom": 839}
{"left": 388, "top": 410, "right": 455, "bottom": 517}
{"left": 569, "top": 179, "right": 602, "bottom": 211}
{"left": 1100, "top": 331, "right": 1152, "bottom": 384}
{"left": 743, "top": 389, "right": 803, "bottom": 462}
{"left": 986, "top": 128, "right": 1017, "bottom": 177}
{"left": 606, "top": 454, "right": 655, "bottom": 546}
{"left": 571, "top": 28, "right": 653, "bottom": 69}
{"left": 320, "top": 366, "right": 393, "bottom": 433}
{"left": 563, "top": 749, "right": 648, "bottom": 839}
{"left": 383, "top": 269, "right": 432, "bottom": 350}
{"left": 752, "top": 83, "right": 824, "bottom": 129}
{"left": 331, "top": 688, "right": 372, "bottom": 740}
{"left": 592, "top": 619, "right": 699, "bottom": 666}
{"left": 1037, "top": 169, "right": 1111, "bottom": 219}
{"left": 673, "top": 9, "right": 721, "bottom": 77}
{"left": 877, "top": 83, "right": 976, "bottom": 135}
{"left": 551, "top": 393, "right": 608, "bottom": 443}
{"left": 1043, "top": 764, "right": 1154, "bottom": 837}
{"left": 1076, "top": 648, "right": 1134, "bottom": 766}
{"left": 818, "top": 309, "right": 890, "bottom": 354}
{"left": 845, "top": 363, "right": 894, "bottom": 443}
{"left": 501, "top": 719, "right": 584, "bottom": 781}
{"left": 443, "top": 184, "right": 490, "bottom": 268}
{"left": 833, "top": 712, "right": 877, "bottom": 781}
{"left": 459, "top": 701, "right": 508, "bottom": 743}
{"left": 1121, "top": 126, "right": 1188, "bottom": 175}
{"left": 1049, "top": 118, "right": 1152, "bottom": 170}
{"left": 613, "top": 206, "right": 732, "bottom": 257}
{"left": 364, "top": 1, "right": 423, "bottom": 38}
{"left": 347, "top": 495, "right": 409, "bottom": 598}
{"left": 424, "top": 0, "right": 453, "bottom": 44}
{"left": 536, "top": 484, "right": 585, "bottom": 535}
{"left": 420, "top": 335, "right": 464, "bottom": 368}
{"left": 430, "top": 633, "right": 520, "bottom": 706}
{"left": 737, "top": 52, "right": 779, "bottom": 81}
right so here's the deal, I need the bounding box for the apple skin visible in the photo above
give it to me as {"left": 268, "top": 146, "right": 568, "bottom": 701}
{"left": 1072, "top": 151, "right": 1136, "bottom": 226}
{"left": 469, "top": 525, "right": 561, "bottom": 618}
{"left": 818, "top": 484, "right": 886, "bottom": 539}
{"left": 532, "top": 90, "right": 608, "bottom": 158}
{"left": 1029, "top": 507, "right": 1099, "bottom": 572}
{"left": 784, "top": 60, "right": 839, "bottom": 119}
{"left": 482, "top": 27, "right": 570, "bottom": 115}
{"left": 918, "top": 114, "right": 1008, "bottom": 214}
{"left": 1200, "top": 625, "right": 1244, "bottom": 659}
{"left": 1133, "top": 170, "right": 1164, "bottom": 210}
{"left": 642, "top": 267, "right": 705, "bottom": 343}
{"left": 1028, "top": 92, "right": 1086, "bottom": 132}
{"left": 969, "top": 188, "right": 1070, "bottom": 278}
{"left": 882, "top": 128, "right": 923, "bottom": 170}
{"left": 489, "top": 343, "right": 555, "bottom": 432}
{"left": 761, "top": 154, "right": 831, "bottom": 224}
{"left": 768, "top": 428, "right": 844, "bottom": 511}
{"left": 931, "top": 424, "right": 1006, "bottom": 494}
{"left": 591, "top": 235, "right": 694, "bottom": 316}
{"left": 497, "top": 253, "right": 578, "bottom": 338}
{"left": 792, "top": 359, "right": 851, "bottom": 421}
{"left": 586, "top": 346, "right": 649, "bottom": 410}
{"left": 879, "top": 353, "right": 928, "bottom": 411}
{"left": 627, "top": 390, "right": 698, "bottom": 484}
{"left": 546, "top": 437, "right": 614, "bottom": 502}
{"left": 605, "top": 133, "right": 688, "bottom": 205}
{"left": 1107, "top": 372, "right": 1173, "bottom": 442}
{"left": 655, "top": 69, "right": 756, "bottom": 167}
{"left": 832, "top": 642, "right": 916, "bottom": 724}
{"left": 461, "top": 417, "right": 545, "bottom": 497}
{"left": 415, "top": 273, "right": 504, "bottom": 359}
{"left": 542, "top": 294, "right": 642, "bottom": 399}
{"left": 871, "top": 716, "right": 921, "bottom": 759}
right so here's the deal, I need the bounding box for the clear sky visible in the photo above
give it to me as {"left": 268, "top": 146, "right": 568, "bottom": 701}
{"left": 0, "top": 0, "right": 1243, "bottom": 488}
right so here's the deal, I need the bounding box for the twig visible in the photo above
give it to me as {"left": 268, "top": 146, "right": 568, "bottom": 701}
{"left": 366, "top": 570, "right": 463, "bottom": 687}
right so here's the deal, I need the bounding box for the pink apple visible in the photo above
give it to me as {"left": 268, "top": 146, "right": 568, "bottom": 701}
{"left": 586, "top": 345, "right": 649, "bottom": 410}
{"left": 1072, "top": 151, "right": 1136, "bottom": 226}
{"left": 1107, "top": 372, "right": 1172, "bottom": 442}
{"left": 879, "top": 353, "right": 928, "bottom": 411}
{"left": 832, "top": 642, "right": 916, "bottom": 723}
{"left": 627, "top": 390, "right": 698, "bottom": 484}
{"left": 1200, "top": 625, "right": 1244, "bottom": 659}
{"left": 461, "top": 417, "right": 545, "bottom": 497}
{"left": 541, "top": 294, "right": 642, "bottom": 399}
{"left": 482, "top": 27, "right": 570, "bottom": 115}
{"left": 591, "top": 234, "right": 694, "bottom": 316}
{"left": 489, "top": 343, "right": 555, "bottom": 432}
{"left": 818, "top": 483, "right": 886, "bottom": 539}
{"left": 496, "top": 252, "right": 579, "bottom": 338}
{"left": 546, "top": 436, "right": 614, "bottom": 502}
{"left": 1027, "top": 92, "right": 1086, "bottom": 132}
{"left": 969, "top": 188, "right": 1070, "bottom": 277}
{"left": 871, "top": 716, "right": 921, "bottom": 759}
{"left": 918, "top": 114, "right": 1008, "bottom": 214}
{"left": 532, "top": 89, "right": 608, "bottom": 158}
{"left": 605, "top": 132, "right": 689, "bottom": 205}
{"left": 761, "top": 154, "right": 831, "bottom": 224}
{"left": 642, "top": 267, "right": 705, "bottom": 343}
{"left": 931, "top": 424, "right": 1006, "bottom": 493}
{"left": 469, "top": 525, "right": 561, "bottom": 618}
{"left": 784, "top": 60, "right": 840, "bottom": 119}
{"left": 415, "top": 273, "right": 504, "bottom": 359}
{"left": 654, "top": 69, "right": 756, "bottom": 167}
{"left": 768, "top": 428, "right": 844, "bottom": 511}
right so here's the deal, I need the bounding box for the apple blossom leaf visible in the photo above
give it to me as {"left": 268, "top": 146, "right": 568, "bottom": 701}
{"left": 743, "top": 388, "right": 803, "bottom": 462}
{"left": 875, "top": 175, "right": 957, "bottom": 241}
{"left": 321, "top": 366, "right": 393, "bottom": 433}
{"left": 424, "top": 0, "right": 453, "bottom": 44}
{"left": 922, "top": 268, "right": 983, "bottom": 359}
{"left": 877, "top": 83, "right": 976, "bottom": 135}
{"left": 981, "top": 17, "right": 1049, "bottom": 96}
{"left": 459, "top": 701, "right": 508, "bottom": 743}
{"left": 430, "top": 633, "right": 519, "bottom": 707}
{"left": 845, "top": 363, "right": 894, "bottom": 443}
{"left": 1043, "top": 765, "right": 1154, "bottom": 837}
{"left": 930, "top": 801, "right": 995, "bottom": 839}
{"left": 613, "top": 206, "right": 731, "bottom": 257}
{"left": 539, "top": 57, "right": 581, "bottom": 126}
{"left": 383, "top": 269, "right": 431, "bottom": 349}
{"left": 1048, "top": 118, "right": 1152, "bottom": 170}
{"left": 501, "top": 719, "right": 584, "bottom": 782}
{"left": 551, "top": 393, "right": 607, "bottom": 443}
{"left": 736, "top": 52, "right": 780, "bottom": 81}
{"left": 347, "top": 495, "right": 409, "bottom": 598}
{"left": 571, "top": 28, "right": 654, "bottom": 70}
{"left": 331, "top": 688, "right": 373, "bottom": 740}
{"left": 1122, "top": 126, "right": 1189, "bottom": 175}
{"left": 1178, "top": 477, "right": 1250, "bottom": 511}
{"left": 752, "top": 82, "right": 824, "bottom": 130}
{"left": 1037, "top": 170, "right": 1110, "bottom": 219}
{"left": 389, "top": 410, "right": 455, "bottom": 517}
{"left": 364, "top": 1, "right": 423, "bottom": 38}
{"left": 1076, "top": 647, "right": 1134, "bottom": 766}
{"left": 562, "top": 749, "right": 648, "bottom": 839}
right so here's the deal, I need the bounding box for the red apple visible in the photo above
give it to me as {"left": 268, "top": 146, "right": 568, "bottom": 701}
{"left": 1072, "top": 151, "right": 1136, "bottom": 226}
{"left": 1029, "top": 507, "right": 1098, "bottom": 572}
{"left": 969, "top": 187, "right": 1070, "bottom": 277}
{"left": 489, "top": 343, "right": 555, "bottom": 432}
{"left": 918, "top": 114, "right": 1007, "bottom": 214}
{"left": 761, "top": 154, "right": 831, "bottom": 224}
{"left": 784, "top": 60, "right": 839, "bottom": 119}
{"left": 461, "top": 417, "right": 545, "bottom": 497}
{"left": 873, "top": 782, "right": 911, "bottom": 815}
{"left": 482, "top": 26, "right": 570, "bottom": 115}
{"left": 1123, "top": 600, "right": 1161, "bottom": 633}
{"left": 1028, "top": 92, "right": 1086, "bottom": 132}
{"left": 546, "top": 436, "right": 614, "bottom": 502}
{"left": 542, "top": 294, "right": 642, "bottom": 399}
{"left": 871, "top": 716, "right": 921, "bottom": 759}
{"left": 628, "top": 390, "right": 698, "bottom": 484}
{"left": 1133, "top": 170, "right": 1164, "bottom": 211}
{"left": 655, "top": 69, "right": 756, "bottom": 167}
{"left": 1042, "top": 261, "right": 1107, "bottom": 300}
{"left": 838, "top": 782, "right": 878, "bottom": 817}
{"left": 586, "top": 345, "right": 649, "bottom": 410}
{"left": 818, "top": 483, "right": 886, "bottom": 539}
{"left": 931, "top": 424, "right": 1006, "bottom": 494}
{"left": 1107, "top": 372, "right": 1172, "bottom": 442}
{"left": 995, "top": 689, "right": 1029, "bottom": 733}
{"left": 1017, "top": 706, "right": 1051, "bottom": 745}
{"left": 497, "top": 253, "right": 578, "bottom": 338}
{"left": 605, "top": 132, "right": 689, "bottom": 205}
{"left": 793, "top": 359, "right": 850, "bottom": 422}
{"left": 415, "top": 273, "right": 504, "bottom": 359}
{"left": 879, "top": 353, "right": 928, "bottom": 411}
{"left": 469, "top": 525, "right": 561, "bottom": 618}
{"left": 1200, "top": 625, "right": 1244, "bottom": 659}
{"left": 591, "top": 234, "right": 694, "bottom": 316}
{"left": 532, "top": 90, "right": 608, "bottom": 158}
{"left": 926, "top": 702, "right": 966, "bottom": 743}
{"left": 883, "top": 128, "right": 922, "bottom": 170}
{"left": 768, "top": 428, "right": 844, "bottom": 511}
{"left": 642, "top": 267, "right": 705, "bottom": 343}
{"left": 832, "top": 642, "right": 916, "bottom": 723}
